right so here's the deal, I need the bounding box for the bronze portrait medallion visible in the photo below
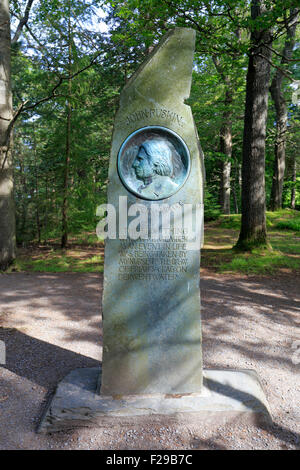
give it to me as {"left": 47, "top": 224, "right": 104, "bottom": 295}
{"left": 117, "top": 126, "right": 191, "bottom": 200}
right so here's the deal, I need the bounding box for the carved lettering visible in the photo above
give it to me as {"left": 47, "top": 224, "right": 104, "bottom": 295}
{"left": 118, "top": 237, "right": 188, "bottom": 281}
{"left": 125, "top": 107, "right": 185, "bottom": 127}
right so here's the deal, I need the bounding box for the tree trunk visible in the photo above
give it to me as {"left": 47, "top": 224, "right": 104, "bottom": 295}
{"left": 61, "top": 12, "right": 72, "bottom": 249}
{"left": 19, "top": 159, "right": 28, "bottom": 241}
{"left": 236, "top": 0, "right": 272, "bottom": 250}
{"left": 220, "top": 158, "right": 231, "bottom": 214}
{"left": 212, "top": 56, "right": 233, "bottom": 215}
{"left": 44, "top": 174, "right": 49, "bottom": 243}
{"left": 219, "top": 89, "right": 233, "bottom": 214}
{"left": 270, "top": 8, "right": 299, "bottom": 211}
{"left": 290, "top": 155, "right": 297, "bottom": 210}
{"left": 61, "top": 94, "right": 71, "bottom": 248}
{"left": 33, "top": 125, "right": 41, "bottom": 243}
{"left": 0, "top": 0, "right": 15, "bottom": 269}
{"left": 232, "top": 157, "right": 240, "bottom": 214}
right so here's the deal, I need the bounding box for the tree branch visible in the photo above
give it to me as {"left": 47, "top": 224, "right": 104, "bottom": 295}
{"left": 12, "top": 0, "right": 36, "bottom": 44}
{"left": 22, "top": 48, "right": 106, "bottom": 112}
{"left": 264, "top": 43, "right": 300, "bottom": 63}
{"left": 257, "top": 53, "right": 294, "bottom": 81}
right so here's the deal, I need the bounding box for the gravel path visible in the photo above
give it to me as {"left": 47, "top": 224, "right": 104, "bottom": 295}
{"left": 0, "top": 271, "right": 299, "bottom": 450}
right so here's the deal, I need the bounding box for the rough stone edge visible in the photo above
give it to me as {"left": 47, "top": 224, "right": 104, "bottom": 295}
{"left": 37, "top": 367, "right": 272, "bottom": 434}
{"left": 121, "top": 27, "right": 195, "bottom": 101}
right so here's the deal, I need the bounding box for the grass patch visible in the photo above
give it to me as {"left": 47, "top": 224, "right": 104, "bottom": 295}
{"left": 219, "top": 250, "right": 300, "bottom": 274}
{"left": 275, "top": 219, "right": 300, "bottom": 232}
{"left": 271, "top": 237, "right": 300, "bottom": 254}
{"left": 202, "top": 209, "right": 300, "bottom": 274}
{"left": 14, "top": 231, "right": 104, "bottom": 273}
{"left": 7, "top": 210, "right": 300, "bottom": 275}
{"left": 266, "top": 209, "right": 300, "bottom": 229}
{"left": 219, "top": 209, "right": 300, "bottom": 230}
{"left": 219, "top": 214, "right": 241, "bottom": 229}
{"left": 17, "top": 252, "right": 104, "bottom": 273}
{"left": 69, "top": 232, "right": 104, "bottom": 245}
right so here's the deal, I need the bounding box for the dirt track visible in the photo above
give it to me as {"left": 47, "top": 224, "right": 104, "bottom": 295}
{"left": 0, "top": 271, "right": 299, "bottom": 450}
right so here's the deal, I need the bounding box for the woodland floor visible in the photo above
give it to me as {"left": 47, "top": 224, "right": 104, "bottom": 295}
{"left": 13, "top": 210, "right": 300, "bottom": 275}
{"left": 0, "top": 270, "right": 299, "bottom": 450}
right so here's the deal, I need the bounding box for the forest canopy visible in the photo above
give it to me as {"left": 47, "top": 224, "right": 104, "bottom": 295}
{"left": 0, "top": 0, "right": 299, "bottom": 269}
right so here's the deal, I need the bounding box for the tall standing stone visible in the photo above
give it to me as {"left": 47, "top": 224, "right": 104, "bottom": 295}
{"left": 39, "top": 28, "right": 272, "bottom": 434}
{"left": 100, "top": 28, "right": 205, "bottom": 396}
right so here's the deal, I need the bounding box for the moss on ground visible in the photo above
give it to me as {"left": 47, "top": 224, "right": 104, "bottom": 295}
{"left": 202, "top": 209, "right": 300, "bottom": 274}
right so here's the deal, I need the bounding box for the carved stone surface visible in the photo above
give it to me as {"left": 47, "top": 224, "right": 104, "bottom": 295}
{"left": 100, "top": 27, "right": 205, "bottom": 396}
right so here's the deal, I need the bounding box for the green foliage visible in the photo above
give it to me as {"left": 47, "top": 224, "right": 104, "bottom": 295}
{"left": 204, "top": 190, "right": 221, "bottom": 221}
{"left": 219, "top": 214, "right": 241, "bottom": 229}
{"left": 17, "top": 253, "right": 103, "bottom": 273}
{"left": 8, "top": 0, "right": 300, "bottom": 254}
{"left": 203, "top": 209, "right": 300, "bottom": 274}
{"left": 219, "top": 250, "right": 300, "bottom": 274}
{"left": 11, "top": 1, "right": 122, "bottom": 246}
{"left": 219, "top": 210, "right": 300, "bottom": 230}
{"left": 275, "top": 219, "right": 300, "bottom": 232}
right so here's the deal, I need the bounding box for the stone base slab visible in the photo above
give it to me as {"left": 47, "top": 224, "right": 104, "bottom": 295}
{"left": 38, "top": 367, "right": 272, "bottom": 433}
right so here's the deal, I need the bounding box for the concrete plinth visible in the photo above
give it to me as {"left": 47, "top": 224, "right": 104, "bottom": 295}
{"left": 38, "top": 367, "right": 271, "bottom": 433}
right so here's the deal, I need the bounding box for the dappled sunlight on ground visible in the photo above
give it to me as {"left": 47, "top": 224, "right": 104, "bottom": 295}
{"left": 0, "top": 271, "right": 299, "bottom": 449}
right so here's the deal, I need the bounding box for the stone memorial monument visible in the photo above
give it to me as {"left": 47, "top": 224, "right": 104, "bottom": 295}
{"left": 39, "top": 28, "right": 271, "bottom": 433}
{"left": 99, "top": 27, "right": 204, "bottom": 396}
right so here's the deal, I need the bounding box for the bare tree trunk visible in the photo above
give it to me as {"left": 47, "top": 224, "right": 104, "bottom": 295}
{"left": 61, "top": 10, "right": 72, "bottom": 249}
{"left": 0, "top": 0, "right": 15, "bottom": 269}
{"left": 232, "top": 185, "right": 238, "bottom": 214}
{"left": 44, "top": 174, "right": 49, "bottom": 243}
{"left": 19, "top": 158, "right": 28, "bottom": 239}
{"left": 236, "top": 0, "right": 272, "bottom": 250}
{"left": 212, "top": 57, "right": 233, "bottom": 215}
{"left": 290, "top": 155, "right": 297, "bottom": 210}
{"left": 232, "top": 157, "right": 240, "bottom": 214}
{"left": 32, "top": 124, "right": 41, "bottom": 243}
{"left": 0, "top": 0, "right": 35, "bottom": 268}
{"left": 61, "top": 82, "right": 71, "bottom": 249}
{"left": 219, "top": 89, "right": 233, "bottom": 214}
{"left": 270, "top": 8, "right": 299, "bottom": 211}
{"left": 220, "top": 158, "right": 231, "bottom": 214}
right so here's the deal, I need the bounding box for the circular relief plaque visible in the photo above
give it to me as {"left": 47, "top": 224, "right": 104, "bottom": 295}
{"left": 117, "top": 126, "right": 191, "bottom": 201}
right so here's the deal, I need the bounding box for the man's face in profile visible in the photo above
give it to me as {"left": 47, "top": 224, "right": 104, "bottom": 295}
{"left": 132, "top": 146, "right": 156, "bottom": 180}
